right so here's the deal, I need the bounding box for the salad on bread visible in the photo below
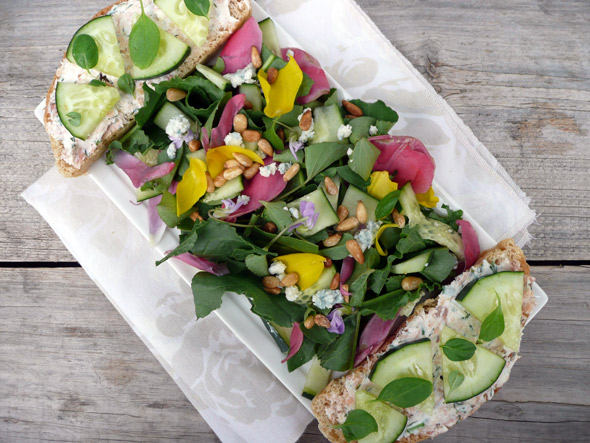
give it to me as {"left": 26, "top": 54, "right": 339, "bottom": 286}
{"left": 43, "top": 2, "right": 536, "bottom": 442}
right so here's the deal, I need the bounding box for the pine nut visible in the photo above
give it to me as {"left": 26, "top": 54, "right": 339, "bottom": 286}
{"left": 206, "top": 172, "right": 215, "bottom": 193}
{"left": 166, "top": 88, "right": 187, "bottom": 102}
{"left": 323, "top": 233, "right": 343, "bottom": 247}
{"left": 281, "top": 272, "right": 299, "bottom": 287}
{"left": 262, "top": 221, "right": 277, "bottom": 233}
{"left": 233, "top": 113, "right": 248, "bottom": 133}
{"left": 277, "top": 127, "right": 285, "bottom": 141}
{"left": 324, "top": 257, "right": 333, "bottom": 268}
{"left": 330, "top": 272, "right": 340, "bottom": 290}
{"left": 243, "top": 100, "right": 253, "bottom": 110}
{"left": 336, "top": 216, "right": 359, "bottom": 232}
{"left": 314, "top": 314, "right": 331, "bottom": 329}
{"left": 251, "top": 45, "right": 262, "bottom": 69}
{"left": 188, "top": 139, "right": 201, "bottom": 152}
{"left": 345, "top": 114, "right": 358, "bottom": 120}
{"left": 283, "top": 163, "right": 300, "bottom": 182}
{"left": 324, "top": 176, "right": 338, "bottom": 195}
{"left": 264, "top": 286, "right": 281, "bottom": 295}
{"left": 267, "top": 67, "right": 278, "bottom": 84}
{"left": 304, "top": 314, "right": 315, "bottom": 329}
{"left": 393, "top": 209, "right": 406, "bottom": 228}
{"left": 356, "top": 201, "right": 368, "bottom": 224}
{"left": 299, "top": 109, "right": 312, "bottom": 131}
{"left": 223, "top": 166, "right": 244, "bottom": 181}
{"left": 337, "top": 205, "right": 349, "bottom": 222}
{"left": 242, "top": 129, "right": 262, "bottom": 143}
{"left": 213, "top": 174, "right": 227, "bottom": 188}
{"left": 262, "top": 276, "right": 280, "bottom": 289}
{"left": 346, "top": 239, "right": 365, "bottom": 264}
{"left": 243, "top": 162, "right": 260, "bottom": 179}
{"left": 189, "top": 210, "right": 203, "bottom": 222}
{"left": 258, "top": 138, "right": 274, "bottom": 156}
{"left": 342, "top": 100, "right": 363, "bottom": 117}
{"left": 401, "top": 276, "right": 423, "bottom": 291}
{"left": 232, "top": 152, "right": 253, "bottom": 168}
{"left": 224, "top": 159, "right": 243, "bottom": 169}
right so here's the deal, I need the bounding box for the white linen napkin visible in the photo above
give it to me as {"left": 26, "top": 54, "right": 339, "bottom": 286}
{"left": 24, "top": 0, "right": 536, "bottom": 442}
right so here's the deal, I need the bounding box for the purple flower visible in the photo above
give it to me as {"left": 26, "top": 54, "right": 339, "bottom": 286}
{"left": 221, "top": 195, "right": 251, "bottom": 214}
{"left": 170, "top": 129, "right": 196, "bottom": 149}
{"left": 288, "top": 200, "right": 319, "bottom": 232}
{"left": 289, "top": 140, "right": 304, "bottom": 161}
{"left": 327, "top": 309, "right": 345, "bottom": 334}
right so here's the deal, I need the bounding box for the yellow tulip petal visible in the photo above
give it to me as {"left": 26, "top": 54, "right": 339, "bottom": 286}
{"left": 416, "top": 186, "right": 439, "bottom": 208}
{"left": 367, "top": 171, "right": 398, "bottom": 200}
{"left": 375, "top": 223, "right": 399, "bottom": 256}
{"left": 206, "top": 145, "right": 264, "bottom": 179}
{"left": 176, "top": 158, "right": 207, "bottom": 216}
{"left": 259, "top": 55, "right": 303, "bottom": 118}
{"left": 274, "top": 253, "right": 326, "bottom": 291}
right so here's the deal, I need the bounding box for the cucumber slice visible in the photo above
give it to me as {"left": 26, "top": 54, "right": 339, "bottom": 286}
{"left": 136, "top": 186, "right": 163, "bottom": 202}
{"left": 55, "top": 82, "right": 120, "bottom": 140}
{"left": 341, "top": 185, "right": 380, "bottom": 221}
{"left": 154, "top": 0, "right": 209, "bottom": 47}
{"left": 239, "top": 84, "right": 263, "bottom": 112}
{"left": 458, "top": 272, "right": 525, "bottom": 351}
{"left": 287, "top": 189, "right": 339, "bottom": 237}
{"left": 302, "top": 356, "right": 332, "bottom": 400}
{"left": 153, "top": 102, "right": 198, "bottom": 133}
{"left": 370, "top": 339, "right": 433, "bottom": 388}
{"left": 320, "top": 176, "right": 340, "bottom": 211}
{"left": 66, "top": 15, "right": 125, "bottom": 77}
{"left": 258, "top": 18, "right": 281, "bottom": 57}
{"left": 202, "top": 177, "right": 244, "bottom": 205}
{"left": 311, "top": 104, "right": 345, "bottom": 144}
{"left": 355, "top": 390, "right": 407, "bottom": 443}
{"left": 441, "top": 327, "right": 505, "bottom": 403}
{"left": 390, "top": 250, "right": 434, "bottom": 275}
{"left": 266, "top": 320, "right": 291, "bottom": 353}
{"left": 196, "top": 64, "right": 231, "bottom": 91}
{"left": 131, "top": 28, "right": 190, "bottom": 80}
{"left": 186, "top": 149, "right": 206, "bottom": 163}
{"left": 299, "top": 267, "right": 337, "bottom": 304}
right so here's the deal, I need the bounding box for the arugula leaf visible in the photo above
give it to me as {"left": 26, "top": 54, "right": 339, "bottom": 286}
{"left": 323, "top": 88, "right": 339, "bottom": 106}
{"left": 347, "top": 116, "right": 377, "bottom": 144}
{"left": 447, "top": 370, "right": 465, "bottom": 393}
{"left": 135, "top": 83, "right": 167, "bottom": 127}
{"left": 184, "top": 0, "right": 210, "bottom": 16}
{"left": 156, "top": 75, "right": 225, "bottom": 107}
{"left": 376, "top": 377, "right": 433, "bottom": 408}
{"left": 334, "top": 409, "right": 378, "bottom": 442}
{"left": 129, "top": 1, "right": 160, "bottom": 69}
{"left": 156, "top": 191, "right": 190, "bottom": 228}
{"left": 317, "top": 314, "right": 359, "bottom": 371}
{"left": 441, "top": 338, "right": 476, "bottom": 361}
{"left": 277, "top": 105, "right": 304, "bottom": 127}
{"left": 394, "top": 226, "right": 426, "bottom": 258}
{"left": 287, "top": 337, "right": 315, "bottom": 372}
{"left": 360, "top": 289, "right": 420, "bottom": 320}
{"left": 274, "top": 148, "right": 304, "bottom": 163}
{"left": 385, "top": 275, "right": 405, "bottom": 292}
{"left": 423, "top": 204, "right": 464, "bottom": 231}
{"left": 88, "top": 79, "right": 107, "bottom": 87}
{"left": 375, "top": 190, "right": 401, "bottom": 220}
{"left": 72, "top": 34, "right": 98, "bottom": 70}
{"left": 349, "top": 99, "right": 399, "bottom": 124}
{"left": 479, "top": 296, "right": 505, "bottom": 342}
{"left": 348, "top": 138, "right": 381, "bottom": 181}
{"left": 117, "top": 73, "right": 135, "bottom": 96}
{"left": 305, "top": 142, "right": 351, "bottom": 181}
{"left": 420, "top": 248, "right": 457, "bottom": 283}
{"left": 302, "top": 324, "right": 337, "bottom": 345}
{"left": 156, "top": 218, "right": 200, "bottom": 265}
{"left": 261, "top": 201, "right": 293, "bottom": 231}
{"left": 376, "top": 119, "right": 395, "bottom": 134}
{"left": 244, "top": 254, "right": 268, "bottom": 277}
{"left": 252, "top": 228, "right": 319, "bottom": 254}
{"left": 368, "top": 256, "right": 396, "bottom": 294}
{"left": 66, "top": 112, "right": 81, "bottom": 127}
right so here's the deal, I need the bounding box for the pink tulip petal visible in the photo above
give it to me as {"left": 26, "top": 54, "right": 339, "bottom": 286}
{"left": 281, "top": 322, "right": 303, "bottom": 363}
{"left": 281, "top": 48, "right": 331, "bottom": 104}
{"left": 209, "top": 94, "right": 246, "bottom": 149}
{"left": 221, "top": 17, "right": 262, "bottom": 74}
{"left": 114, "top": 150, "right": 175, "bottom": 188}
{"left": 369, "top": 136, "right": 435, "bottom": 194}
{"left": 147, "top": 194, "right": 166, "bottom": 244}
{"left": 354, "top": 313, "right": 406, "bottom": 367}
{"left": 457, "top": 219, "right": 480, "bottom": 270}
{"left": 201, "top": 127, "right": 210, "bottom": 151}
{"left": 172, "top": 252, "right": 230, "bottom": 276}
{"left": 340, "top": 256, "right": 355, "bottom": 284}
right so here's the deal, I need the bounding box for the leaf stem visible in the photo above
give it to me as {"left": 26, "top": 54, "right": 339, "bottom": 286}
{"left": 207, "top": 209, "right": 258, "bottom": 228}
{"left": 263, "top": 217, "right": 309, "bottom": 251}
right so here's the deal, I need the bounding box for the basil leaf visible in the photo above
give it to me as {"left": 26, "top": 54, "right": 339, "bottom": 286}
{"left": 184, "top": 0, "right": 210, "bottom": 17}
{"left": 305, "top": 142, "right": 351, "bottom": 181}
{"left": 66, "top": 112, "right": 81, "bottom": 127}
{"left": 447, "top": 370, "right": 465, "bottom": 393}
{"left": 117, "top": 73, "right": 136, "bottom": 95}
{"left": 479, "top": 296, "right": 505, "bottom": 342}
{"left": 89, "top": 79, "right": 107, "bottom": 87}
{"left": 334, "top": 409, "right": 378, "bottom": 442}
{"left": 72, "top": 34, "right": 98, "bottom": 70}
{"left": 349, "top": 98, "right": 399, "bottom": 123}
{"left": 348, "top": 138, "right": 381, "bottom": 181}
{"left": 376, "top": 377, "right": 433, "bottom": 408}
{"left": 375, "top": 190, "right": 401, "bottom": 220}
{"left": 441, "top": 338, "right": 476, "bottom": 361}
{"left": 129, "top": 2, "right": 160, "bottom": 69}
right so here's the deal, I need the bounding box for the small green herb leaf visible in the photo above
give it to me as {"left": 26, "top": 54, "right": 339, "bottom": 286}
{"left": 184, "top": 0, "right": 210, "bottom": 17}
{"left": 334, "top": 409, "right": 378, "bottom": 441}
{"left": 72, "top": 34, "right": 99, "bottom": 70}
{"left": 447, "top": 370, "right": 465, "bottom": 393}
{"left": 376, "top": 377, "right": 433, "bottom": 408}
{"left": 66, "top": 112, "right": 81, "bottom": 127}
{"left": 129, "top": 1, "right": 160, "bottom": 69}
{"left": 479, "top": 295, "right": 505, "bottom": 342}
{"left": 89, "top": 79, "right": 107, "bottom": 87}
{"left": 441, "top": 338, "right": 476, "bottom": 361}
{"left": 348, "top": 138, "right": 381, "bottom": 180}
{"left": 117, "top": 73, "right": 136, "bottom": 95}
{"left": 375, "top": 190, "right": 401, "bottom": 220}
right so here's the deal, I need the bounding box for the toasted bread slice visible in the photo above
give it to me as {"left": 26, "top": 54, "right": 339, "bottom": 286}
{"left": 312, "top": 239, "right": 535, "bottom": 443}
{"left": 44, "top": 0, "right": 251, "bottom": 177}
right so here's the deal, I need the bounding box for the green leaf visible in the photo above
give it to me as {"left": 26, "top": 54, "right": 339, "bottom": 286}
{"left": 302, "top": 324, "right": 337, "bottom": 345}
{"left": 317, "top": 314, "right": 359, "bottom": 371}
{"left": 423, "top": 204, "right": 463, "bottom": 231}
{"left": 320, "top": 233, "right": 353, "bottom": 260}
{"left": 420, "top": 248, "right": 457, "bottom": 283}
{"left": 273, "top": 147, "right": 304, "bottom": 164}
{"left": 375, "top": 190, "right": 401, "bottom": 220}
{"left": 479, "top": 296, "right": 505, "bottom": 342}
{"left": 447, "top": 370, "right": 465, "bottom": 393}
{"left": 287, "top": 337, "right": 315, "bottom": 372}
{"left": 360, "top": 289, "right": 420, "bottom": 320}
{"left": 349, "top": 99, "right": 399, "bottom": 123}
{"left": 135, "top": 83, "right": 167, "bottom": 127}
{"left": 277, "top": 105, "right": 304, "bottom": 127}
{"left": 441, "top": 338, "right": 476, "bottom": 361}
{"left": 66, "top": 112, "right": 81, "bottom": 127}
{"left": 262, "top": 116, "right": 285, "bottom": 151}
{"left": 395, "top": 226, "right": 426, "bottom": 258}
{"left": 296, "top": 72, "right": 314, "bottom": 98}
{"left": 117, "top": 73, "right": 136, "bottom": 95}
{"left": 129, "top": 2, "right": 160, "bottom": 69}
{"left": 348, "top": 116, "right": 377, "bottom": 144}
{"left": 348, "top": 138, "right": 381, "bottom": 181}
{"left": 88, "top": 79, "right": 107, "bottom": 87}
{"left": 184, "top": 0, "right": 210, "bottom": 16}
{"left": 245, "top": 254, "right": 268, "bottom": 277}
{"left": 305, "top": 142, "right": 351, "bottom": 181}
{"left": 72, "top": 34, "right": 98, "bottom": 70}
{"left": 319, "top": 166, "right": 368, "bottom": 191}
{"left": 334, "top": 409, "right": 378, "bottom": 442}
{"left": 212, "top": 56, "right": 225, "bottom": 73}
{"left": 156, "top": 191, "right": 188, "bottom": 228}
{"left": 376, "top": 377, "right": 433, "bottom": 408}
{"left": 261, "top": 201, "right": 293, "bottom": 231}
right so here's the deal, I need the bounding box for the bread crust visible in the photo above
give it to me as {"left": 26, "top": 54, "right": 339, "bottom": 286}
{"left": 312, "top": 239, "right": 534, "bottom": 443}
{"left": 44, "top": 0, "right": 252, "bottom": 177}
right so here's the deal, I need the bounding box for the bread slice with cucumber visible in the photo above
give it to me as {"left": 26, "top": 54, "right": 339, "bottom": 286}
{"left": 311, "top": 239, "right": 536, "bottom": 443}
{"left": 44, "top": 0, "right": 252, "bottom": 177}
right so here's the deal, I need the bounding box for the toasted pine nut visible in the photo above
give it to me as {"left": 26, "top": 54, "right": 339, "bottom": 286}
{"left": 243, "top": 100, "right": 253, "bottom": 110}
{"left": 243, "top": 162, "right": 260, "bottom": 179}
{"left": 345, "top": 114, "right": 358, "bottom": 120}
{"left": 356, "top": 201, "right": 368, "bottom": 224}
{"left": 213, "top": 174, "right": 227, "bottom": 188}
{"left": 262, "top": 221, "right": 277, "bottom": 233}
{"left": 346, "top": 239, "right": 365, "bottom": 264}
{"left": 224, "top": 159, "right": 243, "bottom": 169}
{"left": 314, "top": 314, "right": 331, "bottom": 329}
{"left": 264, "top": 286, "right": 281, "bottom": 295}
{"left": 283, "top": 163, "right": 300, "bottom": 182}
{"left": 323, "top": 233, "right": 343, "bottom": 248}
{"left": 341, "top": 284, "right": 349, "bottom": 293}
{"left": 232, "top": 152, "right": 253, "bottom": 168}
{"left": 336, "top": 216, "right": 359, "bottom": 232}
{"left": 166, "top": 88, "right": 187, "bottom": 102}
{"left": 223, "top": 166, "right": 244, "bottom": 181}
{"left": 251, "top": 46, "right": 262, "bottom": 69}
{"left": 342, "top": 100, "right": 363, "bottom": 117}
{"left": 342, "top": 292, "right": 350, "bottom": 303}
{"left": 277, "top": 127, "right": 285, "bottom": 141}
{"left": 393, "top": 209, "right": 406, "bottom": 228}
{"left": 262, "top": 276, "right": 281, "bottom": 289}
{"left": 324, "top": 257, "right": 333, "bottom": 268}
{"left": 304, "top": 314, "right": 315, "bottom": 329}
{"left": 402, "top": 276, "right": 423, "bottom": 291}
{"left": 299, "top": 109, "right": 313, "bottom": 131}
{"left": 242, "top": 129, "right": 262, "bottom": 143}
{"left": 188, "top": 139, "right": 201, "bottom": 152}
{"left": 189, "top": 210, "right": 203, "bottom": 222}
{"left": 233, "top": 113, "right": 248, "bottom": 133}
{"left": 267, "top": 67, "right": 278, "bottom": 84}
{"left": 206, "top": 172, "right": 215, "bottom": 193}
{"left": 330, "top": 272, "right": 341, "bottom": 290}
{"left": 258, "top": 138, "right": 274, "bottom": 156}
{"left": 337, "top": 205, "right": 349, "bottom": 222}
{"left": 281, "top": 272, "right": 299, "bottom": 287}
{"left": 324, "top": 176, "right": 338, "bottom": 195}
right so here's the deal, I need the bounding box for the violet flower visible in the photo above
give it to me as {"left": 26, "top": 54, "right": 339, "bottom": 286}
{"left": 289, "top": 140, "right": 304, "bottom": 161}
{"left": 220, "top": 195, "right": 251, "bottom": 215}
{"left": 288, "top": 200, "right": 319, "bottom": 232}
{"left": 169, "top": 129, "right": 196, "bottom": 149}
{"left": 327, "top": 309, "right": 345, "bottom": 334}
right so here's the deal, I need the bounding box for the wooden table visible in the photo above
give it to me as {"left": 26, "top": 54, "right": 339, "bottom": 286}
{"left": 1, "top": 0, "right": 588, "bottom": 441}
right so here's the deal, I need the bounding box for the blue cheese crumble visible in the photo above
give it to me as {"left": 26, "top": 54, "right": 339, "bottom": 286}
{"left": 369, "top": 125, "right": 379, "bottom": 136}
{"left": 165, "top": 115, "right": 190, "bottom": 138}
{"left": 223, "top": 63, "right": 257, "bottom": 88}
{"left": 337, "top": 124, "right": 352, "bottom": 141}
{"left": 166, "top": 142, "right": 177, "bottom": 159}
{"left": 278, "top": 162, "right": 292, "bottom": 175}
{"left": 313, "top": 289, "right": 344, "bottom": 310}
{"left": 268, "top": 260, "right": 286, "bottom": 278}
{"left": 259, "top": 162, "right": 278, "bottom": 177}
{"left": 285, "top": 286, "right": 302, "bottom": 302}
{"left": 224, "top": 131, "right": 244, "bottom": 147}
{"left": 354, "top": 220, "right": 382, "bottom": 251}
